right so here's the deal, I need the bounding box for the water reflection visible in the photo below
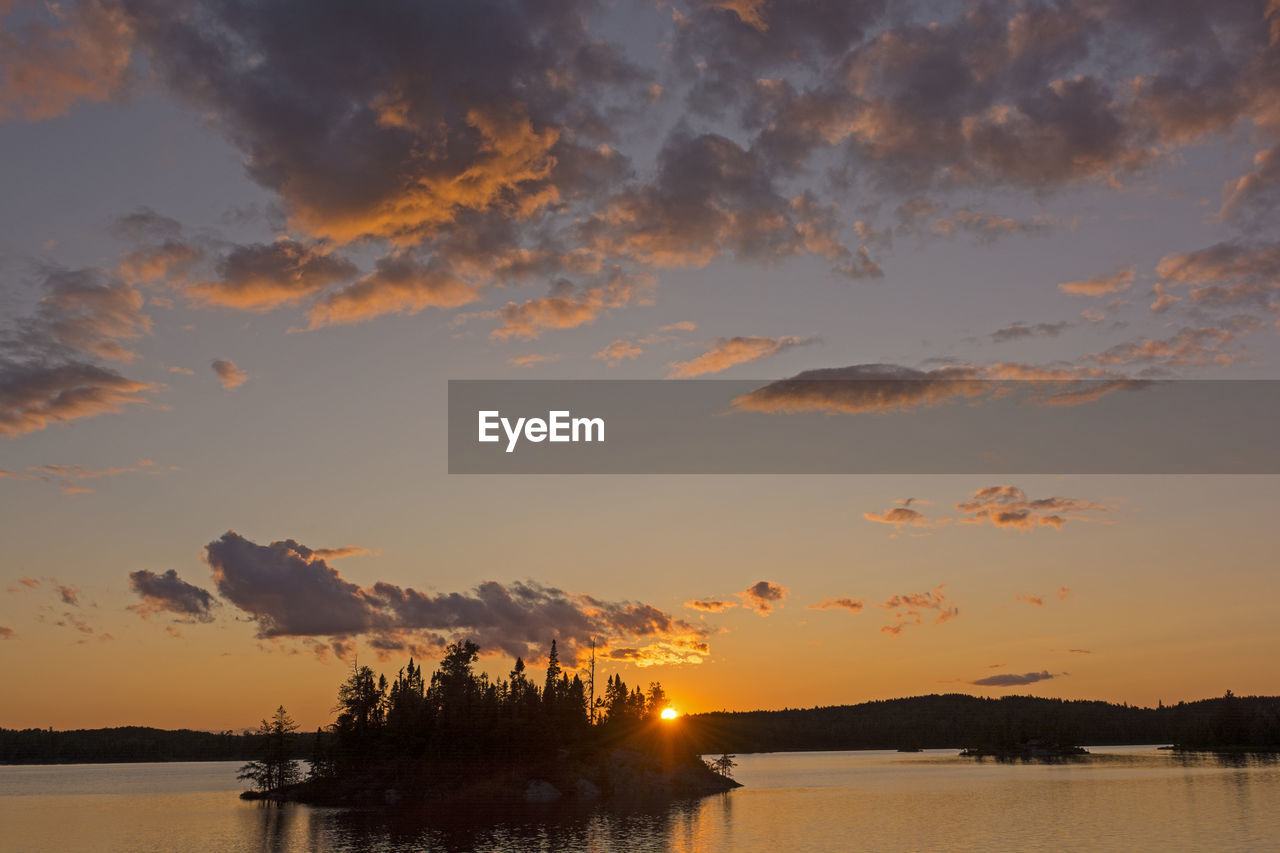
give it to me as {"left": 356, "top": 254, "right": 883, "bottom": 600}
{"left": 3, "top": 750, "right": 1278, "bottom": 852}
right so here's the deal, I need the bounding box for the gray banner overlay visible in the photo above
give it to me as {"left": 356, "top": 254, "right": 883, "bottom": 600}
{"left": 448, "top": 380, "right": 1280, "bottom": 474}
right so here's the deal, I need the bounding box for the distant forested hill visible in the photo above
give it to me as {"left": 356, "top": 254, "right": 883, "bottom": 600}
{"left": 684, "top": 693, "right": 1280, "bottom": 754}
{"left": 0, "top": 726, "right": 311, "bottom": 764}
{"left": 4, "top": 692, "right": 1277, "bottom": 764}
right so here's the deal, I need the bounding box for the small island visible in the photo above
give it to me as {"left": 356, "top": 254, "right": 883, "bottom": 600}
{"left": 237, "top": 639, "right": 740, "bottom": 808}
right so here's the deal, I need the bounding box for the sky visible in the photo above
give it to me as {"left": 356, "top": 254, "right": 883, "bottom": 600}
{"left": 1, "top": 0, "right": 1278, "bottom": 731}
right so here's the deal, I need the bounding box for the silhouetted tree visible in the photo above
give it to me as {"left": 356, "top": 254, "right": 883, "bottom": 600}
{"left": 238, "top": 706, "right": 300, "bottom": 793}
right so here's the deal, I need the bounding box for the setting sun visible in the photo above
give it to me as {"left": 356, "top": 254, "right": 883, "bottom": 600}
{"left": 661, "top": 708, "right": 678, "bottom": 720}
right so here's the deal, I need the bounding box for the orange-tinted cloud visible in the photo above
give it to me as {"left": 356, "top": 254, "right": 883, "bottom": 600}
{"left": 491, "top": 270, "right": 653, "bottom": 341}
{"left": 507, "top": 353, "right": 561, "bottom": 369}
{"left": 1058, "top": 269, "right": 1135, "bottom": 296}
{"left": 957, "top": 485, "right": 1108, "bottom": 531}
{"left": 1014, "top": 593, "right": 1044, "bottom": 607}
{"left": 667, "top": 335, "right": 817, "bottom": 378}
{"left": 808, "top": 597, "right": 864, "bottom": 612}
{"left": 188, "top": 240, "right": 356, "bottom": 312}
{"left": 879, "top": 584, "right": 957, "bottom": 636}
{"left": 307, "top": 252, "right": 480, "bottom": 328}
{"left": 0, "top": 0, "right": 134, "bottom": 122}
{"left": 737, "top": 580, "right": 788, "bottom": 615}
{"left": 0, "top": 362, "right": 156, "bottom": 437}
{"left": 593, "top": 339, "right": 643, "bottom": 366}
{"left": 683, "top": 598, "right": 736, "bottom": 613}
{"left": 864, "top": 506, "right": 930, "bottom": 529}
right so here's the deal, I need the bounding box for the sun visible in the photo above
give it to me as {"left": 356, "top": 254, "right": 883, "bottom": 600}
{"left": 660, "top": 707, "right": 678, "bottom": 720}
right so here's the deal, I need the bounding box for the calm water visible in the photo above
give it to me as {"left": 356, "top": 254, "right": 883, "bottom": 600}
{"left": 1, "top": 747, "right": 1277, "bottom": 852}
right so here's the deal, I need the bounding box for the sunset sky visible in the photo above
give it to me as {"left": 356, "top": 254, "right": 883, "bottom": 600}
{"left": 2, "top": 0, "right": 1278, "bottom": 731}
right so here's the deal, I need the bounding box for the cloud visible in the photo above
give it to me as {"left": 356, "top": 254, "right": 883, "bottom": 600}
{"left": 863, "top": 506, "right": 930, "bottom": 529}
{"left": 307, "top": 252, "right": 480, "bottom": 328}
{"left": 211, "top": 359, "right": 247, "bottom": 390}
{"left": 203, "top": 531, "right": 709, "bottom": 666}
{"left": 991, "top": 321, "right": 1069, "bottom": 343}
{"left": 309, "top": 545, "right": 373, "bottom": 560}
{"left": 5, "top": 576, "right": 41, "bottom": 593}
{"left": 737, "top": 580, "right": 788, "bottom": 615}
{"left": 1057, "top": 586, "right": 1072, "bottom": 600}
{"left": 932, "top": 209, "right": 1051, "bottom": 244}
{"left": 1058, "top": 269, "right": 1135, "bottom": 296}
{"left": 187, "top": 240, "right": 357, "bottom": 312}
{"left": 0, "top": 268, "right": 158, "bottom": 438}
{"left": 578, "top": 131, "right": 862, "bottom": 275}
{"left": 1014, "top": 593, "right": 1044, "bottom": 607}
{"left": 0, "top": 626, "right": 12, "bottom": 640}
{"left": 52, "top": 580, "right": 80, "bottom": 606}
{"left": 0, "top": 0, "right": 134, "bottom": 122}
{"left": 683, "top": 598, "right": 736, "bottom": 613}
{"left": 1149, "top": 283, "right": 1180, "bottom": 314}
{"left": 2, "top": 459, "right": 170, "bottom": 495}
{"left": 970, "top": 670, "right": 1057, "bottom": 687}
{"left": 113, "top": 0, "right": 649, "bottom": 246}
{"left": 878, "top": 584, "right": 957, "bottom": 635}
{"left": 593, "top": 339, "right": 643, "bottom": 366}
{"left": 128, "top": 569, "right": 217, "bottom": 622}
{"left": 660, "top": 321, "right": 697, "bottom": 332}
{"left": 808, "top": 597, "right": 864, "bottom": 612}
{"left": 490, "top": 270, "right": 654, "bottom": 341}
{"left": 1085, "top": 325, "right": 1248, "bottom": 369}
{"left": 507, "top": 353, "right": 561, "bottom": 369}
{"left": 0, "top": 360, "right": 156, "bottom": 438}
{"left": 667, "top": 335, "right": 817, "bottom": 378}
{"left": 957, "top": 485, "right": 1108, "bottom": 531}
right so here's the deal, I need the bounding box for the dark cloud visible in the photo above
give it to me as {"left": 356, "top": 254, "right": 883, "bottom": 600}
{"left": 737, "top": 579, "right": 788, "bottom": 615}
{"left": 732, "top": 362, "right": 1144, "bottom": 416}
{"left": 52, "top": 580, "right": 80, "bottom": 606}
{"left": 210, "top": 359, "right": 247, "bottom": 390}
{"left": 118, "top": 0, "right": 648, "bottom": 244}
{"left": 0, "top": 267, "right": 158, "bottom": 437}
{"left": 684, "top": 598, "right": 735, "bottom": 613}
{"left": 970, "top": 669, "right": 1057, "bottom": 687}
{"left": 128, "top": 568, "right": 217, "bottom": 621}
{"left": 0, "top": 626, "right": 13, "bottom": 639}
{"left": 203, "top": 531, "right": 709, "bottom": 666}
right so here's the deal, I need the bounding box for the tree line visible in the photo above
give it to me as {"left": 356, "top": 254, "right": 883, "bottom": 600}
{"left": 682, "top": 692, "right": 1280, "bottom": 754}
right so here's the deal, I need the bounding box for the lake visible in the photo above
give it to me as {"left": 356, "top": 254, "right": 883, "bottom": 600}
{"left": 1, "top": 746, "right": 1276, "bottom": 851}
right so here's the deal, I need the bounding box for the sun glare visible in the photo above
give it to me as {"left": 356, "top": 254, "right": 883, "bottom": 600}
{"left": 660, "top": 707, "right": 678, "bottom": 720}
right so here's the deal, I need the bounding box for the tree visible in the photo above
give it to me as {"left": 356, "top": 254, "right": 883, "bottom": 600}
{"left": 646, "top": 682, "right": 669, "bottom": 720}
{"left": 238, "top": 706, "right": 300, "bottom": 793}
{"left": 708, "top": 753, "right": 737, "bottom": 779}
{"left": 543, "top": 639, "right": 562, "bottom": 709}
